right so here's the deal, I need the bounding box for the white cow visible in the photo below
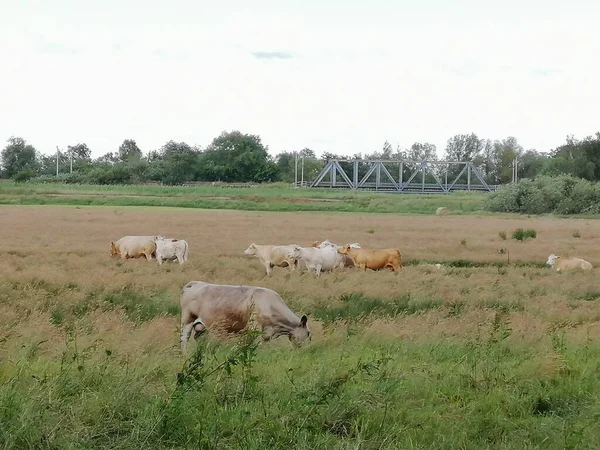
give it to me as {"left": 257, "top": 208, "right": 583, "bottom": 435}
{"left": 154, "top": 236, "right": 189, "bottom": 265}
{"left": 547, "top": 254, "right": 593, "bottom": 272}
{"left": 288, "top": 246, "right": 343, "bottom": 277}
{"left": 310, "top": 240, "right": 361, "bottom": 268}
{"left": 312, "top": 239, "right": 361, "bottom": 250}
{"left": 180, "top": 280, "right": 311, "bottom": 352}
{"left": 110, "top": 235, "right": 156, "bottom": 261}
{"left": 244, "top": 243, "right": 300, "bottom": 275}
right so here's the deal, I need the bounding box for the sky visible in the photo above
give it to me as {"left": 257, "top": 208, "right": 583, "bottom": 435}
{"left": 1, "top": 0, "right": 599, "bottom": 159}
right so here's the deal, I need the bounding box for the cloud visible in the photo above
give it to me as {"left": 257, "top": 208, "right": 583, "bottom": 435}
{"left": 251, "top": 51, "right": 294, "bottom": 60}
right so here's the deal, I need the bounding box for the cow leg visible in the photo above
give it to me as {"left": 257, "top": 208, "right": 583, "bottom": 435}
{"left": 181, "top": 322, "right": 193, "bottom": 352}
{"left": 264, "top": 261, "right": 273, "bottom": 275}
{"left": 156, "top": 255, "right": 163, "bottom": 265}
{"left": 262, "top": 326, "right": 275, "bottom": 341}
{"left": 315, "top": 263, "right": 323, "bottom": 277}
{"left": 177, "top": 253, "right": 184, "bottom": 264}
{"left": 145, "top": 252, "right": 153, "bottom": 261}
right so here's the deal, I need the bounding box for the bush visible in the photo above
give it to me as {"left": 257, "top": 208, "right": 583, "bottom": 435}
{"left": 485, "top": 175, "right": 600, "bottom": 215}
{"left": 12, "top": 169, "right": 37, "bottom": 182}
{"left": 512, "top": 228, "right": 537, "bottom": 241}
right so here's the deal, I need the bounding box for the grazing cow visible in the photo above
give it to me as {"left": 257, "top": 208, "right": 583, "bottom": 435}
{"left": 154, "top": 236, "right": 189, "bottom": 265}
{"left": 547, "top": 254, "right": 593, "bottom": 272}
{"left": 244, "top": 243, "right": 301, "bottom": 275}
{"left": 179, "top": 280, "right": 311, "bottom": 352}
{"left": 310, "top": 240, "right": 361, "bottom": 268}
{"left": 338, "top": 245, "right": 403, "bottom": 272}
{"left": 110, "top": 236, "right": 156, "bottom": 261}
{"left": 288, "top": 246, "right": 343, "bottom": 277}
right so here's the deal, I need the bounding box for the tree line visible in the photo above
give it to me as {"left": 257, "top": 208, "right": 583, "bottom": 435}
{"left": 1, "top": 130, "right": 599, "bottom": 185}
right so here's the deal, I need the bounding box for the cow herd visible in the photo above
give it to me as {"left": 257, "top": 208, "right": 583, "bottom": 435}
{"left": 243, "top": 239, "right": 403, "bottom": 276}
{"left": 109, "top": 234, "right": 594, "bottom": 353}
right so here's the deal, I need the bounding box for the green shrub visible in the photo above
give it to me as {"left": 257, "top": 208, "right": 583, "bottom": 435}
{"left": 485, "top": 174, "right": 600, "bottom": 215}
{"left": 512, "top": 228, "right": 536, "bottom": 241}
{"left": 12, "top": 169, "right": 37, "bottom": 183}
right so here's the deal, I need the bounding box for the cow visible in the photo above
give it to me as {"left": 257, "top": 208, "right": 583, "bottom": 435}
{"left": 179, "top": 280, "right": 311, "bottom": 352}
{"left": 546, "top": 254, "right": 593, "bottom": 272}
{"left": 338, "top": 245, "right": 403, "bottom": 272}
{"left": 154, "top": 236, "right": 189, "bottom": 265}
{"left": 244, "top": 243, "right": 301, "bottom": 275}
{"left": 288, "top": 246, "right": 343, "bottom": 277}
{"left": 311, "top": 239, "right": 361, "bottom": 250}
{"left": 110, "top": 235, "right": 156, "bottom": 261}
{"left": 310, "top": 240, "right": 361, "bottom": 268}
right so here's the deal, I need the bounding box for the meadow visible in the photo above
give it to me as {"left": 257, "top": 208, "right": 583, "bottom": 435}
{"left": 1, "top": 205, "right": 600, "bottom": 448}
{"left": 0, "top": 182, "right": 489, "bottom": 215}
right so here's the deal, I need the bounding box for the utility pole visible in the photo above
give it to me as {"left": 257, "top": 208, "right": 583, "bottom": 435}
{"left": 294, "top": 152, "right": 298, "bottom": 188}
{"left": 69, "top": 148, "right": 73, "bottom": 174}
{"left": 56, "top": 146, "right": 60, "bottom": 177}
{"left": 511, "top": 157, "right": 519, "bottom": 183}
{"left": 301, "top": 155, "right": 305, "bottom": 187}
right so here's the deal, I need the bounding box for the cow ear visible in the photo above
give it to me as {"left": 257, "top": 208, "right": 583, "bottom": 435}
{"left": 300, "top": 315, "right": 308, "bottom": 327}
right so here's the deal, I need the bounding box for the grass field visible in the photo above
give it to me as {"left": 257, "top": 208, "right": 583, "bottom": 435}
{"left": 0, "top": 182, "right": 490, "bottom": 215}
{"left": 2, "top": 205, "right": 600, "bottom": 448}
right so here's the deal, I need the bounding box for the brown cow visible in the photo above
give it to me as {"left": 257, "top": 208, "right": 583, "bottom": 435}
{"left": 338, "top": 245, "right": 403, "bottom": 272}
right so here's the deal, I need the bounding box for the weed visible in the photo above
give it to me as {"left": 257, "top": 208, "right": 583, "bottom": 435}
{"left": 367, "top": 228, "right": 375, "bottom": 234}
{"left": 498, "top": 231, "right": 507, "bottom": 240}
{"left": 512, "top": 228, "right": 537, "bottom": 241}
{"left": 573, "top": 231, "right": 581, "bottom": 238}
{"left": 460, "top": 239, "right": 468, "bottom": 247}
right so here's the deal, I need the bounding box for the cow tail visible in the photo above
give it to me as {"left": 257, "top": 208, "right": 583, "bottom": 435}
{"left": 184, "top": 241, "right": 189, "bottom": 262}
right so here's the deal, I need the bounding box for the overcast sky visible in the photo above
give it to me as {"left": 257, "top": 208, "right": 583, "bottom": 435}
{"left": 2, "top": 0, "right": 599, "bottom": 159}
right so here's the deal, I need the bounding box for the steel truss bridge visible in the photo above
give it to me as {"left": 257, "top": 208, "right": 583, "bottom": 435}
{"left": 309, "top": 159, "right": 497, "bottom": 193}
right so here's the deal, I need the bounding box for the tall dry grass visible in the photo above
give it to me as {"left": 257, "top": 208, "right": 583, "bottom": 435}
{"left": 1, "top": 205, "right": 600, "bottom": 448}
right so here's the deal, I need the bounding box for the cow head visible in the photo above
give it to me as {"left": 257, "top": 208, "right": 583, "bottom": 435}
{"left": 289, "top": 315, "right": 311, "bottom": 347}
{"left": 287, "top": 246, "right": 302, "bottom": 260}
{"left": 546, "top": 254, "right": 559, "bottom": 267}
{"left": 337, "top": 245, "right": 351, "bottom": 255}
{"left": 110, "top": 241, "right": 119, "bottom": 256}
{"left": 244, "top": 243, "right": 257, "bottom": 255}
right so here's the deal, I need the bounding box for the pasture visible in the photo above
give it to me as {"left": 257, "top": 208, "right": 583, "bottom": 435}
{"left": 1, "top": 205, "right": 600, "bottom": 448}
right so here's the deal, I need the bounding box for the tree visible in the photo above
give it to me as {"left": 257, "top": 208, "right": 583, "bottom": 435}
{"left": 1, "top": 137, "right": 39, "bottom": 179}
{"left": 299, "top": 148, "right": 316, "bottom": 159}
{"left": 198, "top": 130, "right": 278, "bottom": 182}
{"left": 542, "top": 133, "right": 600, "bottom": 181}
{"left": 407, "top": 142, "right": 437, "bottom": 161}
{"left": 276, "top": 149, "right": 322, "bottom": 183}
{"left": 520, "top": 150, "right": 547, "bottom": 179}
{"left": 444, "top": 133, "right": 484, "bottom": 162}
{"left": 68, "top": 143, "right": 91, "bottom": 160}
{"left": 118, "top": 139, "right": 142, "bottom": 162}
{"left": 159, "top": 140, "right": 200, "bottom": 185}
{"left": 491, "top": 137, "right": 524, "bottom": 184}
{"left": 444, "top": 133, "right": 486, "bottom": 181}
{"left": 96, "top": 152, "right": 118, "bottom": 164}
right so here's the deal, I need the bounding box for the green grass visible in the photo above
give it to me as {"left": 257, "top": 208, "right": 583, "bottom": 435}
{"left": 2, "top": 325, "right": 600, "bottom": 449}
{"left": 0, "top": 182, "right": 489, "bottom": 214}
{"left": 311, "top": 292, "right": 443, "bottom": 324}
